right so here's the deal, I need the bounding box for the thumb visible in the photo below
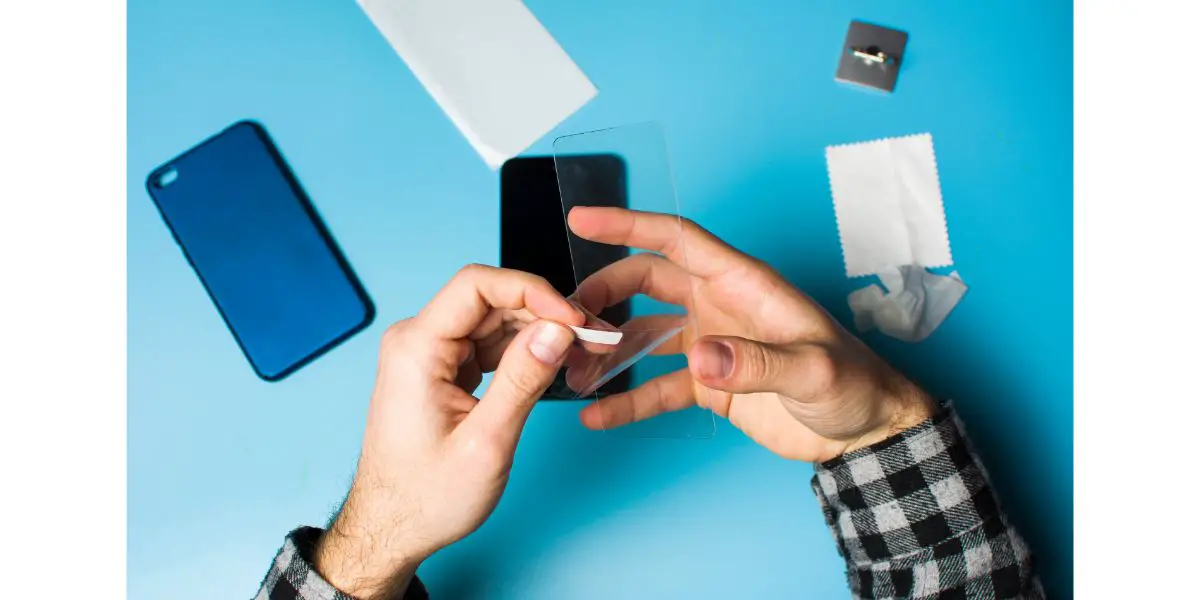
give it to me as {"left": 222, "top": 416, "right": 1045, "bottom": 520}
{"left": 688, "top": 335, "right": 834, "bottom": 400}
{"left": 466, "top": 321, "right": 575, "bottom": 445}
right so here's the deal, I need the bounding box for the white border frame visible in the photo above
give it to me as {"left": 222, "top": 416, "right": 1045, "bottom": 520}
{"left": 1077, "top": 0, "right": 1200, "bottom": 595}
{"left": 0, "top": 1, "right": 127, "bottom": 597}
{"left": 5, "top": 0, "right": 1200, "bottom": 596}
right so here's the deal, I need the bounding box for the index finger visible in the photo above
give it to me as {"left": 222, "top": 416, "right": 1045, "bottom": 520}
{"left": 578, "top": 369, "right": 697, "bottom": 429}
{"left": 418, "top": 265, "right": 584, "bottom": 340}
{"left": 571, "top": 253, "right": 692, "bottom": 316}
{"left": 567, "top": 207, "right": 744, "bottom": 278}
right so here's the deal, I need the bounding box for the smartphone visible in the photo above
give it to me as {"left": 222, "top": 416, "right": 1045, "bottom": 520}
{"left": 500, "top": 155, "right": 630, "bottom": 399}
{"left": 145, "top": 120, "right": 374, "bottom": 381}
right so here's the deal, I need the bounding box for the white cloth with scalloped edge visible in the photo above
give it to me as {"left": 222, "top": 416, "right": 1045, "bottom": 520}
{"left": 826, "top": 133, "right": 953, "bottom": 277}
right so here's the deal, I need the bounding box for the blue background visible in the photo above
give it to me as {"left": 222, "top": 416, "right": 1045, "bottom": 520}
{"left": 128, "top": 1, "right": 1072, "bottom": 598}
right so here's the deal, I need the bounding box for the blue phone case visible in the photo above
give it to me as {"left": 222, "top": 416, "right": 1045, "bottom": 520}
{"left": 146, "top": 120, "right": 374, "bottom": 381}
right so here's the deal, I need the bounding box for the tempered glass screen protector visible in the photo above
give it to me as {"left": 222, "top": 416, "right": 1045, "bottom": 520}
{"left": 554, "top": 123, "right": 716, "bottom": 439}
{"left": 145, "top": 121, "right": 375, "bottom": 381}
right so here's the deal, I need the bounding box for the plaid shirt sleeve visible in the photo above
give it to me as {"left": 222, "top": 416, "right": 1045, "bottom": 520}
{"left": 254, "top": 527, "right": 429, "bottom": 600}
{"left": 811, "top": 405, "right": 1044, "bottom": 599}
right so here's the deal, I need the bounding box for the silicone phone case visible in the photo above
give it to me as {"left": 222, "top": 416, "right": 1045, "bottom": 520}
{"left": 145, "top": 121, "right": 374, "bottom": 381}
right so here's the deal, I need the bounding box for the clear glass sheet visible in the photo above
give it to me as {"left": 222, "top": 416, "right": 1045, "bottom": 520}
{"left": 553, "top": 122, "right": 715, "bottom": 439}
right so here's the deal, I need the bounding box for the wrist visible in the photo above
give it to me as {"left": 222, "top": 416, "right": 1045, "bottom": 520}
{"left": 314, "top": 492, "right": 425, "bottom": 599}
{"left": 840, "top": 377, "right": 935, "bottom": 456}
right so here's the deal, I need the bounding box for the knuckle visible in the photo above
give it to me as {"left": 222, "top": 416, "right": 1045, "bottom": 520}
{"left": 661, "top": 219, "right": 698, "bottom": 257}
{"left": 744, "top": 254, "right": 772, "bottom": 273}
{"left": 503, "top": 365, "right": 547, "bottom": 397}
{"left": 679, "top": 217, "right": 715, "bottom": 243}
{"left": 641, "top": 252, "right": 670, "bottom": 268}
{"left": 381, "top": 319, "right": 415, "bottom": 350}
{"left": 456, "top": 263, "right": 491, "bottom": 280}
{"left": 651, "top": 376, "right": 675, "bottom": 414}
{"left": 523, "top": 272, "right": 552, "bottom": 290}
{"left": 737, "top": 342, "right": 775, "bottom": 383}
{"left": 734, "top": 251, "right": 776, "bottom": 280}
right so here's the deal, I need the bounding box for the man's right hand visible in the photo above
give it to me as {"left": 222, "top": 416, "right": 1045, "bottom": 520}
{"left": 568, "top": 207, "right": 935, "bottom": 463}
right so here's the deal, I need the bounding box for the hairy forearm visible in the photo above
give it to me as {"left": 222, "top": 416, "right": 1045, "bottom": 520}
{"left": 313, "top": 482, "right": 424, "bottom": 599}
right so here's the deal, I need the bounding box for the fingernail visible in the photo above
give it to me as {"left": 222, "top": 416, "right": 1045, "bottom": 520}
{"left": 697, "top": 341, "right": 734, "bottom": 380}
{"left": 529, "top": 322, "right": 573, "bottom": 365}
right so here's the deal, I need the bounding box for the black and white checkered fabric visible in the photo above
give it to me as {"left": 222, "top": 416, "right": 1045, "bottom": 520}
{"left": 812, "top": 406, "right": 1043, "bottom": 599}
{"left": 255, "top": 527, "right": 428, "bottom": 600}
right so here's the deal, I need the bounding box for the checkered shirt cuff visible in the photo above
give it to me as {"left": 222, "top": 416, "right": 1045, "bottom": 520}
{"left": 812, "top": 405, "right": 1043, "bottom": 599}
{"left": 255, "top": 527, "right": 429, "bottom": 600}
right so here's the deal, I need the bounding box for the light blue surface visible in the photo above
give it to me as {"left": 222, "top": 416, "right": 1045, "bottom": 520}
{"left": 128, "top": 1, "right": 1072, "bottom": 598}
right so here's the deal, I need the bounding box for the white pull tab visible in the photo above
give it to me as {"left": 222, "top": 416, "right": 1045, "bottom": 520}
{"left": 569, "top": 326, "right": 623, "bottom": 345}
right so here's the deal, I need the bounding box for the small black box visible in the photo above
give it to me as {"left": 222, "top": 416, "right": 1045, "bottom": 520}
{"left": 835, "top": 20, "right": 909, "bottom": 93}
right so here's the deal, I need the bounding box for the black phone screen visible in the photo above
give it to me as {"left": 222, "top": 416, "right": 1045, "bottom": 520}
{"left": 500, "top": 155, "right": 630, "bottom": 398}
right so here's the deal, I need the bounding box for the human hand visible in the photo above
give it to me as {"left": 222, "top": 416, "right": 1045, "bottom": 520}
{"left": 568, "top": 207, "right": 934, "bottom": 463}
{"left": 314, "top": 265, "right": 583, "bottom": 599}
